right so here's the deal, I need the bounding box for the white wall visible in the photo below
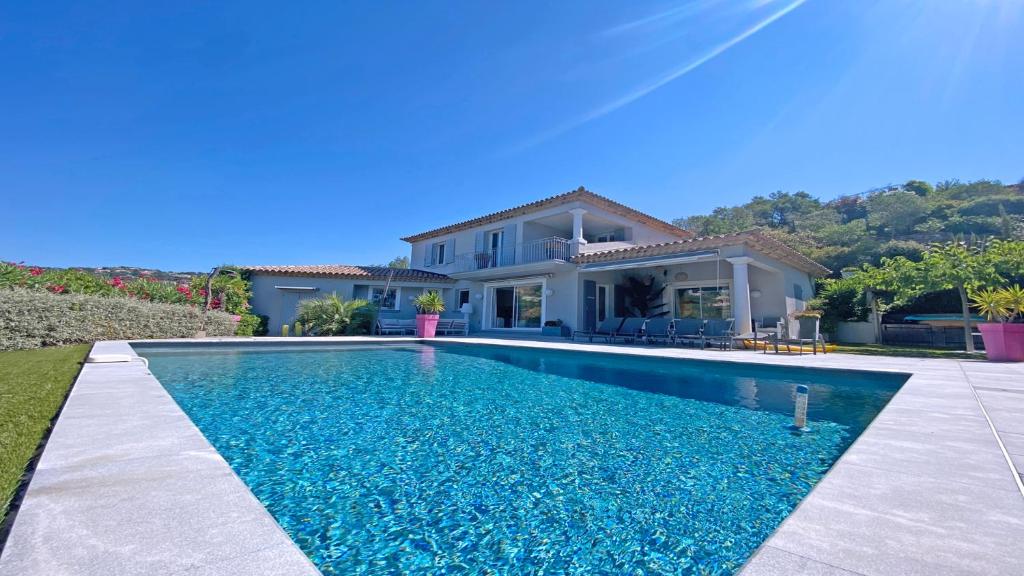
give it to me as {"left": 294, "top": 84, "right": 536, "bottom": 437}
{"left": 249, "top": 274, "right": 454, "bottom": 332}
{"left": 409, "top": 198, "right": 684, "bottom": 273}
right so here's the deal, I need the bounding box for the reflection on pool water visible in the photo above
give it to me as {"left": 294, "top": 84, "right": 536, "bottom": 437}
{"left": 138, "top": 343, "right": 905, "bottom": 575}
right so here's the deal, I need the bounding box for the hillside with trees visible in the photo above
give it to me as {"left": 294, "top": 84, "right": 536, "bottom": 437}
{"left": 672, "top": 179, "right": 1024, "bottom": 275}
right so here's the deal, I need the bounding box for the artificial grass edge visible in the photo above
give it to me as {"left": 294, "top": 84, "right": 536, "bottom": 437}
{"left": 0, "top": 344, "right": 90, "bottom": 534}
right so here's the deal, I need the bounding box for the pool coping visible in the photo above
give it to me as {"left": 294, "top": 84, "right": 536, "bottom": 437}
{"left": 2, "top": 337, "right": 1022, "bottom": 575}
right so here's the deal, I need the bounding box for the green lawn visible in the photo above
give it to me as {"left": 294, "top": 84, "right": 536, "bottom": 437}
{"left": 0, "top": 344, "right": 89, "bottom": 521}
{"left": 833, "top": 343, "right": 979, "bottom": 359}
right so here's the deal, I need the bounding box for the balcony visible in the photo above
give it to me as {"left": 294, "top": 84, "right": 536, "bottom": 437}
{"left": 451, "top": 237, "right": 572, "bottom": 274}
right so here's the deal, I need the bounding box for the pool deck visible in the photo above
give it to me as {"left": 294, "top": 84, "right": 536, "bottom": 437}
{"left": 1, "top": 337, "right": 1023, "bottom": 575}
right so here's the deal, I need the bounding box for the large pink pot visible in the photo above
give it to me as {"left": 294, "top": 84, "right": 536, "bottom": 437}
{"left": 979, "top": 323, "right": 1024, "bottom": 362}
{"left": 416, "top": 314, "right": 440, "bottom": 338}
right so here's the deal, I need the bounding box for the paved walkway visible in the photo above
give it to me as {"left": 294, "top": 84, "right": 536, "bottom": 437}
{"left": 1, "top": 337, "right": 1022, "bottom": 575}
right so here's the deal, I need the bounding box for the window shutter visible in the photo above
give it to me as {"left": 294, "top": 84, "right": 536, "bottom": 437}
{"left": 502, "top": 224, "right": 517, "bottom": 265}
{"left": 424, "top": 248, "right": 432, "bottom": 268}
{"left": 474, "top": 231, "right": 485, "bottom": 254}
{"left": 444, "top": 239, "right": 454, "bottom": 264}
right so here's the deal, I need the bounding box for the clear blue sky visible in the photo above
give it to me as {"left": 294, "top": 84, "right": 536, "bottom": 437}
{"left": 3, "top": 1, "right": 1022, "bottom": 271}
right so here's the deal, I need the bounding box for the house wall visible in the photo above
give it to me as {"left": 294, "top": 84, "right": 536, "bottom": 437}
{"left": 409, "top": 199, "right": 684, "bottom": 273}
{"left": 248, "top": 273, "right": 453, "bottom": 332}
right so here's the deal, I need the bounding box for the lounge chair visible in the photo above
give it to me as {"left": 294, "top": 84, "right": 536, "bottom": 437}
{"left": 702, "top": 318, "right": 736, "bottom": 349}
{"left": 610, "top": 317, "right": 646, "bottom": 343}
{"left": 377, "top": 318, "right": 410, "bottom": 335}
{"left": 642, "top": 317, "right": 674, "bottom": 345}
{"left": 573, "top": 317, "right": 623, "bottom": 342}
{"left": 767, "top": 316, "right": 827, "bottom": 354}
{"left": 673, "top": 318, "right": 705, "bottom": 347}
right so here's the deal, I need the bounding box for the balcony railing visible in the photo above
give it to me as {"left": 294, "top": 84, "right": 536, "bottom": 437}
{"left": 451, "top": 237, "right": 572, "bottom": 273}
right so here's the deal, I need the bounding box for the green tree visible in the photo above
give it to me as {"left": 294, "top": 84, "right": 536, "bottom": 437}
{"left": 866, "top": 191, "right": 927, "bottom": 238}
{"left": 903, "top": 179, "right": 934, "bottom": 196}
{"left": 862, "top": 240, "right": 1002, "bottom": 352}
{"left": 387, "top": 256, "right": 410, "bottom": 269}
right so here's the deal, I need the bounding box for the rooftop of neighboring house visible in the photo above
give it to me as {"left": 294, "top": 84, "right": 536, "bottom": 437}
{"left": 399, "top": 187, "right": 692, "bottom": 243}
{"left": 241, "top": 265, "right": 455, "bottom": 283}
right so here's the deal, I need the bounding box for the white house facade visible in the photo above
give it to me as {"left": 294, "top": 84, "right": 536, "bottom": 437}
{"left": 246, "top": 188, "right": 829, "bottom": 336}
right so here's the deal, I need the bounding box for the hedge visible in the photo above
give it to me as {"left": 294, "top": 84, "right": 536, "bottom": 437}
{"left": 0, "top": 288, "right": 237, "bottom": 351}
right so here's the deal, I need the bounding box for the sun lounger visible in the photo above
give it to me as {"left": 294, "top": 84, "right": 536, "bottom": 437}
{"left": 673, "top": 318, "right": 705, "bottom": 347}
{"left": 573, "top": 317, "right": 623, "bottom": 342}
{"left": 610, "top": 317, "right": 646, "bottom": 343}
{"left": 642, "top": 317, "right": 674, "bottom": 344}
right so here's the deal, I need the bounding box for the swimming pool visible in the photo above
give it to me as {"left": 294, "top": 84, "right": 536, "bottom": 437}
{"left": 137, "top": 342, "right": 906, "bottom": 575}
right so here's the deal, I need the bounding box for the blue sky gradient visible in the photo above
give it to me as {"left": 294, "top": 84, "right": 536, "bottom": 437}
{"left": 2, "top": 1, "right": 1022, "bottom": 270}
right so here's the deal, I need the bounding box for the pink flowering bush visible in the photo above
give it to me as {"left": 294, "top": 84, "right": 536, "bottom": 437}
{"left": 0, "top": 262, "right": 266, "bottom": 338}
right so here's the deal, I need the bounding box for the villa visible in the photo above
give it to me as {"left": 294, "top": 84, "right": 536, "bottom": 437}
{"left": 245, "top": 187, "right": 829, "bottom": 336}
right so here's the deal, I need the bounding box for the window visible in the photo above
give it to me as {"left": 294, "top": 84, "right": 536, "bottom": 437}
{"left": 369, "top": 287, "right": 399, "bottom": 311}
{"left": 432, "top": 242, "right": 446, "bottom": 266}
{"left": 457, "top": 289, "right": 470, "bottom": 311}
{"left": 674, "top": 285, "right": 730, "bottom": 320}
{"left": 596, "top": 232, "right": 616, "bottom": 243}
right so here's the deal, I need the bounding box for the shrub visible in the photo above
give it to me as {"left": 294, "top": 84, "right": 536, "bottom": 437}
{"left": 0, "top": 288, "right": 237, "bottom": 351}
{"left": 295, "top": 295, "right": 376, "bottom": 336}
{"left": 235, "top": 313, "right": 268, "bottom": 336}
{"left": 811, "top": 277, "right": 869, "bottom": 334}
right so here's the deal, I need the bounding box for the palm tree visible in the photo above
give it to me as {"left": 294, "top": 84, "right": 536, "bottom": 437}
{"left": 296, "top": 294, "right": 376, "bottom": 335}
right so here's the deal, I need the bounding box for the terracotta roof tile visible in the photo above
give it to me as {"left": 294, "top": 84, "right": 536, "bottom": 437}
{"left": 241, "top": 265, "right": 454, "bottom": 283}
{"left": 400, "top": 187, "right": 691, "bottom": 243}
{"left": 573, "top": 230, "right": 831, "bottom": 276}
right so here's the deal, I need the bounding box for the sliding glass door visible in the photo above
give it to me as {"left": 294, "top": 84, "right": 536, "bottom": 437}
{"left": 490, "top": 283, "right": 543, "bottom": 329}
{"left": 674, "top": 284, "right": 731, "bottom": 320}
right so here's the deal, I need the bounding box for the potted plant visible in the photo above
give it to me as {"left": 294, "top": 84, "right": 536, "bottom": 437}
{"left": 791, "top": 309, "right": 824, "bottom": 340}
{"left": 542, "top": 319, "right": 570, "bottom": 338}
{"left": 413, "top": 290, "right": 445, "bottom": 338}
{"left": 971, "top": 285, "right": 1024, "bottom": 361}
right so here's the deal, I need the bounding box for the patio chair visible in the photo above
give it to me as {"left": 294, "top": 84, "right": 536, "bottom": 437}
{"left": 702, "top": 318, "right": 736, "bottom": 350}
{"left": 448, "top": 319, "right": 469, "bottom": 336}
{"left": 610, "top": 317, "right": 647, "bottom": 344}
{"left": 435, "top": 318, "right": 468, "bottom": 336}
{"left": 673, "top": 318, "right": 705, "bottom": 348}
{"left": 434, "top": 319, "right": 454, "bottom": 335}
{"left": 642, "top": 317, "right": 674, "bottom": 345}
{"left": 768, "top": 316, "right": 827, "bottom": 355}
{"left": 572, "top": 317, "right": 623, "bottom": 342}
{"left": 398, "top": 319, "right": 417, "bottom": 335}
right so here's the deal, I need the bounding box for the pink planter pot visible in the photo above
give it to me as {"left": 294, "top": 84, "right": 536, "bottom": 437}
{"left": 416, "top": 314, "right": 440, "bottom": 338}
{"left": 979, "top": 323, "right": 1024, "bottom": 362}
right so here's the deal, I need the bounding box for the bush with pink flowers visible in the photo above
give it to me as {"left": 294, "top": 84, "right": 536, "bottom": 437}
{"left": 0, "top": 288, "right": 237, "bottom": 351}
{"left": 0, "top": 262, "right": 267, "bottom": 338}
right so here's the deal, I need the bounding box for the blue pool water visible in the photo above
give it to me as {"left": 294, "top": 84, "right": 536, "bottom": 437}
{"left": 139, "top": 343, "right": 905, "bottom": 575}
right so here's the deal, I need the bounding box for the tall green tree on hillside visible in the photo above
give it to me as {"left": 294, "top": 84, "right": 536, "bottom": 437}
{"left": 866, "top": 191, "right": 927, "bottom": 238}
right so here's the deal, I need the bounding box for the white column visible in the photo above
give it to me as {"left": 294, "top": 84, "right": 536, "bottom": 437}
{"left": 727, "top": 257, "right": 753, "bottom": 335}
{"left": 569, "top": 208, "right": 587, "bottom": 256}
